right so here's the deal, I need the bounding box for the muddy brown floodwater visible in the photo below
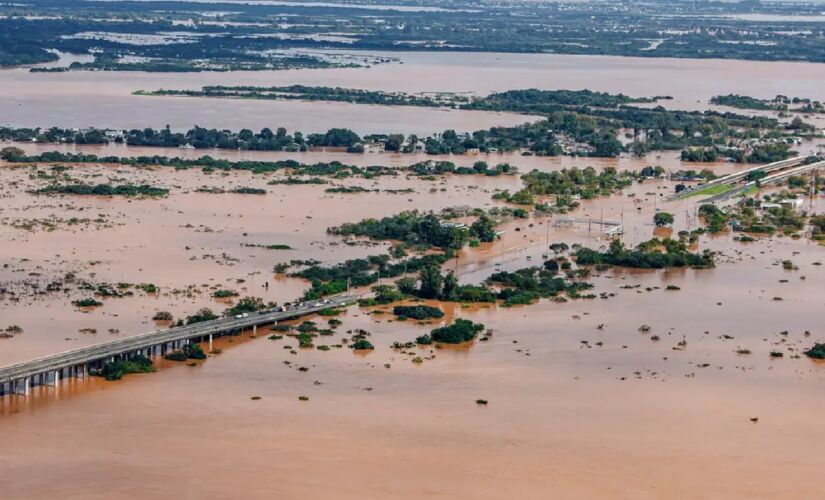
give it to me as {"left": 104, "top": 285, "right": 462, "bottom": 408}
{"left": 2, "top": 53, "right": 825, "bottom": 499}
{"left": 0, "top": 154, "right": 824, "bottom": 499}
{"left": 5, "top": 51, "right": 825, "bottom": 133}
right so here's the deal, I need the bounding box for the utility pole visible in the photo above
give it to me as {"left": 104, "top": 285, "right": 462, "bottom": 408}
{"left": 545, "top": 218, "right": 550, "bottom": 247}
{"left": 620, "top": 199, "right": 625, "bottom": 243}
{"left": 544, "top": 218, "right": 550, "bottom": 257}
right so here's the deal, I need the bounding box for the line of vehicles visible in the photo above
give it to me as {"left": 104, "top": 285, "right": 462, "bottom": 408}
{"left": 234, "top": 298, "right": 336, "bottom": 319}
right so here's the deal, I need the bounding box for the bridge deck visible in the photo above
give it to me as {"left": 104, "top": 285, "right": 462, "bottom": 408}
{"left": 667, "top": 156, "right": 808, "bottom": 201}
{"left": 0, "top": 296, "right": 355, "bottom": 386}
{"left": 702, "top": 160, "right": 825, "bottom": 204}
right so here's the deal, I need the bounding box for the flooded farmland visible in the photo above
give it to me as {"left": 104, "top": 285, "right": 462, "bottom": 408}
{"left": 2, "top": 51, "right": 825, "bottom": 500}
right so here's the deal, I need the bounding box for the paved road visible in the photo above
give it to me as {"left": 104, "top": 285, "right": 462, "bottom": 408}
{"left": 667, "top": 156, "right": 808, "bottom": 202}
{"left": 0, "top": 295, "right": 356, "bottom": 386}
{"left": 702, "top": 160, "right": 825, "bottom": 204}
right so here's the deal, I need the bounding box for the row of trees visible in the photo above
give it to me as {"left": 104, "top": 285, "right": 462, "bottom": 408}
{"left": 328, "top": 211, "right": 500, "bottom": 251}
{"left": 575, "top": 238, "right": 715, "bottom": 269}
{"left": 1, "top": 104, "right": 799, "bottom": 159}
{"left": 681, "top": 143, "right": 794, "bottom": 163}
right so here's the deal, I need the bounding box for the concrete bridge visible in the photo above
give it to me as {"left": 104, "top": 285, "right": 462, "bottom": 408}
{"left": 702, "top": 159, "right": 825, "bottom": 204}
{"left": 0, "top": 295, "right": 355, "bottom": 396}
{"left": 667, "top": 156, "right": 809, "bottom": 202}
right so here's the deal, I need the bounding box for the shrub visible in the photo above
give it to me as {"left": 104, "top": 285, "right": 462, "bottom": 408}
{"left": 543, "top": 259, "right": 559, "bottom": 274}
{"left": 136, "top": 283, "right": 158, "bottom": 293}
{"left": 392, "top": 305, "right": 444, "bottom": 320}
{"left": 164, "top": 350, "right": 188, "bottom": 361}
{"left": 453, "top": 285, "right": 496, "bottom": 303}
{"left": 183, "top": 344, "right": 207, "bottom": 360}
{"left": 430, "top": 319, "right": 485, "bottom": 344}
{"left": 372, "top": 284, "right": 406, "bottom": 304}
{"left": 415, "top": 334, "right": 433, "bottom": 345}
{"left": 297, "top": 321, "right": 317, "bottom": 333}
{"left": 185, "top": 308, "right": 218, "bottom": 325}
{"left": 295, "top": 332, "right": 314, "bottom": 348}
{"left": 351, "top": 339, "right": 375, "bottom": 350}
{"left": 164, "top": 344, "right": 206, "bottom": 361}
{"left": 152, "top": 311, "right": 173, "bottom": 321}
{"left": 36, "top": 183, "right": 169, "bottom": 197}
{"left": 804, "top": 343, "right": 825, "bottom": 359}
{"left": 224, "top": 296, "right": 266, "bottom": 316}
{"left": 500, "top": 289, "right": 539, "bottom": 306}
{"left": 99, "top": 355, "right": 154, "bottom": 381}
{"left": 73, "top": 298, "right": 102, "bottom": 307}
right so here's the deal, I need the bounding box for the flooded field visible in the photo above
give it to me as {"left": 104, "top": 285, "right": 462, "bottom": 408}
{"left": 1, "top": 152, "right": 824, "bottom": 498}
{"left": 8, "top": 134, "right": 825, "bottom": 174}
{"left": 2, "top": 52, "right": 825, "bottom": 499}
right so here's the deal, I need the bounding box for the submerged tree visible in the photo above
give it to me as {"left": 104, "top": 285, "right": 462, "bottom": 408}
{"left": 653, "top": 212, "right": 675, "bottom": 227}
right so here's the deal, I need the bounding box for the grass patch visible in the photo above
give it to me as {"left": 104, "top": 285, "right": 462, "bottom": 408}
{"left": 686, "top": 184, "right": 734, "bottom": 198}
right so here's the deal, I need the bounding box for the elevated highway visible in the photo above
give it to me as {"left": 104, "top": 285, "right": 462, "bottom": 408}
{"left": 0, "top": 295, "right": 356, "bottom": 396}
{"left": 668, "top": 156, "right": 809, "bottom": 202}
{"left": 701, "top": 160, "right": 825, "bottom": 204}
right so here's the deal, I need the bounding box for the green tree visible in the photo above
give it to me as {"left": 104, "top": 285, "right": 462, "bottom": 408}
{"left": 631, "top": 141, "right": 649, "bottom": 157}
{"left": 430, "top": 319, "right": 485, "bottom": 344}
{"left": 395, "top": 276, "right": 418, "bottom": 295}
{"left": 543, "top": 259, "right": 560, "bottom": 274}
{"left": 185, "top": 308, "right": 218, "bottom": 325}
{"left": 372, "top": 284, "right": 404, "bottom": 304}
{"left": 0, "top": 146, "right": 24, "bottom": 161}
{"left": 441, "top": 271, "right": 458, "bottom": 300}
{"left": 418, "top": 264, "right": 443, "bottom": 299}
{"left": 653, "top": 212, "right": 675, "bottom": 227}
{"left": 549, "top": 242, "right": 569, "bottom": 254}
{"left": 470, "top": 215, "right": 497, "bottom": 242}
{"left": 384, "top": 134, "right": 404, "bottom": 152}
{"left": 225, "top": 296, "right": 266, "bottom": 316}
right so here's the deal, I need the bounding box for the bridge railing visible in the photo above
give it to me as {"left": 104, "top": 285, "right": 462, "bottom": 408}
{"left": 667, "top": 156, "right": 809, "bottom": 201}
{"left": 0, "top": 296, "right": 355, "bottom": 385}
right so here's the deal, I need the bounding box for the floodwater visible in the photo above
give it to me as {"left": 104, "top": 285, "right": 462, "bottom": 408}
{"left": 1, "top": 155, "right": 825, "bottom": 498}
{"left": 4, "top": 51, "right": 825, "bottom": 133}
{"left": 8, "top": 132, "right": 825, "bottom": 176}
{"left": 2, "top": 52, "right": 825, "bottom": 499}
{"left": 7, "top": 140, "right": 738, "bottom": 174}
